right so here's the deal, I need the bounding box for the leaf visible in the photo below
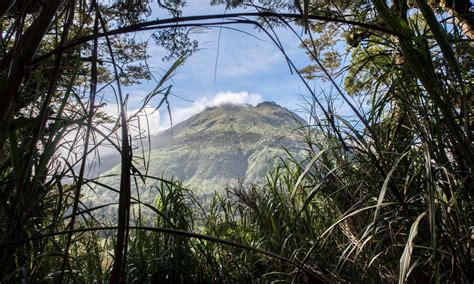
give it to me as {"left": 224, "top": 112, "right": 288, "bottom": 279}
{"left": 399, "top": 212, "right": 427, "bottom": 284}
{"left": 298, "top": 165, "right": 339, "bottom": 216}
{"left": 372, "top": 152, "right": 409, "bottom": 235}
{"left": 290, "top": 147, "right": 332, "bottom": 199}
{"left": 8, "top": 130, "right": 21, "bottom": 191}
{"left": 10, "top": 117, "right": 37, "bottom": 131}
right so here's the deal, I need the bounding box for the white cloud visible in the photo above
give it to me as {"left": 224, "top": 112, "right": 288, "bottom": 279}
{"left": 88, "top": 91, "right": 261, "bottom": 153}
{"left": 157, "top": 91, "right": 262, "bottom": 130}
{"left": 209, "top": 91, "right": 262, "bottom": 106}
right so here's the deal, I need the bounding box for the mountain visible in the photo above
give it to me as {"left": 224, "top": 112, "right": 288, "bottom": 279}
{"left": 87, "top": 101, "right": 304, "bottom": 212}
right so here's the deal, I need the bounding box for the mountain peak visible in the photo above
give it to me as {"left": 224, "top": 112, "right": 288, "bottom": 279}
{"left": 203, "top": 103, "right": 251, "bottom": 112}
{"left": 255, "top": 101, "right": 281, "bottom": 108}
{"left": 93, "top": 99, "right": 304, "bottom": 212}
{"left": 202, "top": 101, "right": 284, "bottom": 113}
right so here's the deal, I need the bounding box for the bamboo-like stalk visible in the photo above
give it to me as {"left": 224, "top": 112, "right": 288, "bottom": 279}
{"left": 0, "top": 1, "right": 471, "bottom": 282}
{"left": 95, "top": 5, "right": 133, "bottom": 283}
{"left": 58, "top": 2, "right": 98, "bottom": 282}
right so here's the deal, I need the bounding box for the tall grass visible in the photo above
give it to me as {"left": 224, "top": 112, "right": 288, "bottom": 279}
{"left": 0, "top": 1, "right": 472, "bottom": 283}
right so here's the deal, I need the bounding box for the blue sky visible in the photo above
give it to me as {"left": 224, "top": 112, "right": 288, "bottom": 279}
{"left": 99, "top": 2, "right": 360, "bottom": 133}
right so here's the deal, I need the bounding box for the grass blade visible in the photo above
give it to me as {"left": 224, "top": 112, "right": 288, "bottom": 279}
{"left": 399, "top": 212, "right": 427, "bottom": 283}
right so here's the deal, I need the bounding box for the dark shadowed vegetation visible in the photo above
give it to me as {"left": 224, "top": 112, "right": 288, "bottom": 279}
{"left": 0, "top": 0, "right": 472, "bottom": 282}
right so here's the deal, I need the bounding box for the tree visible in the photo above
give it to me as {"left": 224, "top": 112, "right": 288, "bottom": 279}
{"left": 0, "top": 0, "right": 472, "bottom": 282}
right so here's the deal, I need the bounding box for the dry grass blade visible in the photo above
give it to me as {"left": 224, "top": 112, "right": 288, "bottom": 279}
{"left": 399, "top": 212, "right": 427, "bottom": 284}
{"left": 0, "top": 1, "right": 471, "bottom": 282}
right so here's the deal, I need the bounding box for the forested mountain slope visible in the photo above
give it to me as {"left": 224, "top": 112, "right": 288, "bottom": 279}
{"left": 89, "top": 101, "right": 304, "bottom": 211}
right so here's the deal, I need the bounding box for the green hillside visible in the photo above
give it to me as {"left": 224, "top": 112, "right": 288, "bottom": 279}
{"left": 89, "top": 101, "right": 304, "bottom": 211}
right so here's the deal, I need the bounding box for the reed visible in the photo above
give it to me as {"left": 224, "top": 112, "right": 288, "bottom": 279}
{"left": 0, "top": 1, "right": 471, "bottom": 282}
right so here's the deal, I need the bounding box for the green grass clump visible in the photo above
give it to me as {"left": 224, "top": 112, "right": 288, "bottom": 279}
{"left": 0, "top": 1, "right": 472, "bottom": 282}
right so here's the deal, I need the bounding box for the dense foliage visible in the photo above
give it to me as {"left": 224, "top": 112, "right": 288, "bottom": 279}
{"left": 0, "top": 0, "right": 472, "bottom": 283}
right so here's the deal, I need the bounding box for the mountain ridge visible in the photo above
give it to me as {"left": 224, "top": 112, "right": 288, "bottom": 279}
{"left": 89, "top": 101, "right": 305, "bottom": 210}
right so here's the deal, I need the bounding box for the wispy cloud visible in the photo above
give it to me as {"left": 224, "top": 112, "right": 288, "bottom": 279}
{"left": 100, "top": 90, "right": 261, "bottom": 136}
{"left": 208, "top": 90, "right": 262, "bottom": 106}
{"left": 155, "top": 90, "right": 262, "bottom": 131}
